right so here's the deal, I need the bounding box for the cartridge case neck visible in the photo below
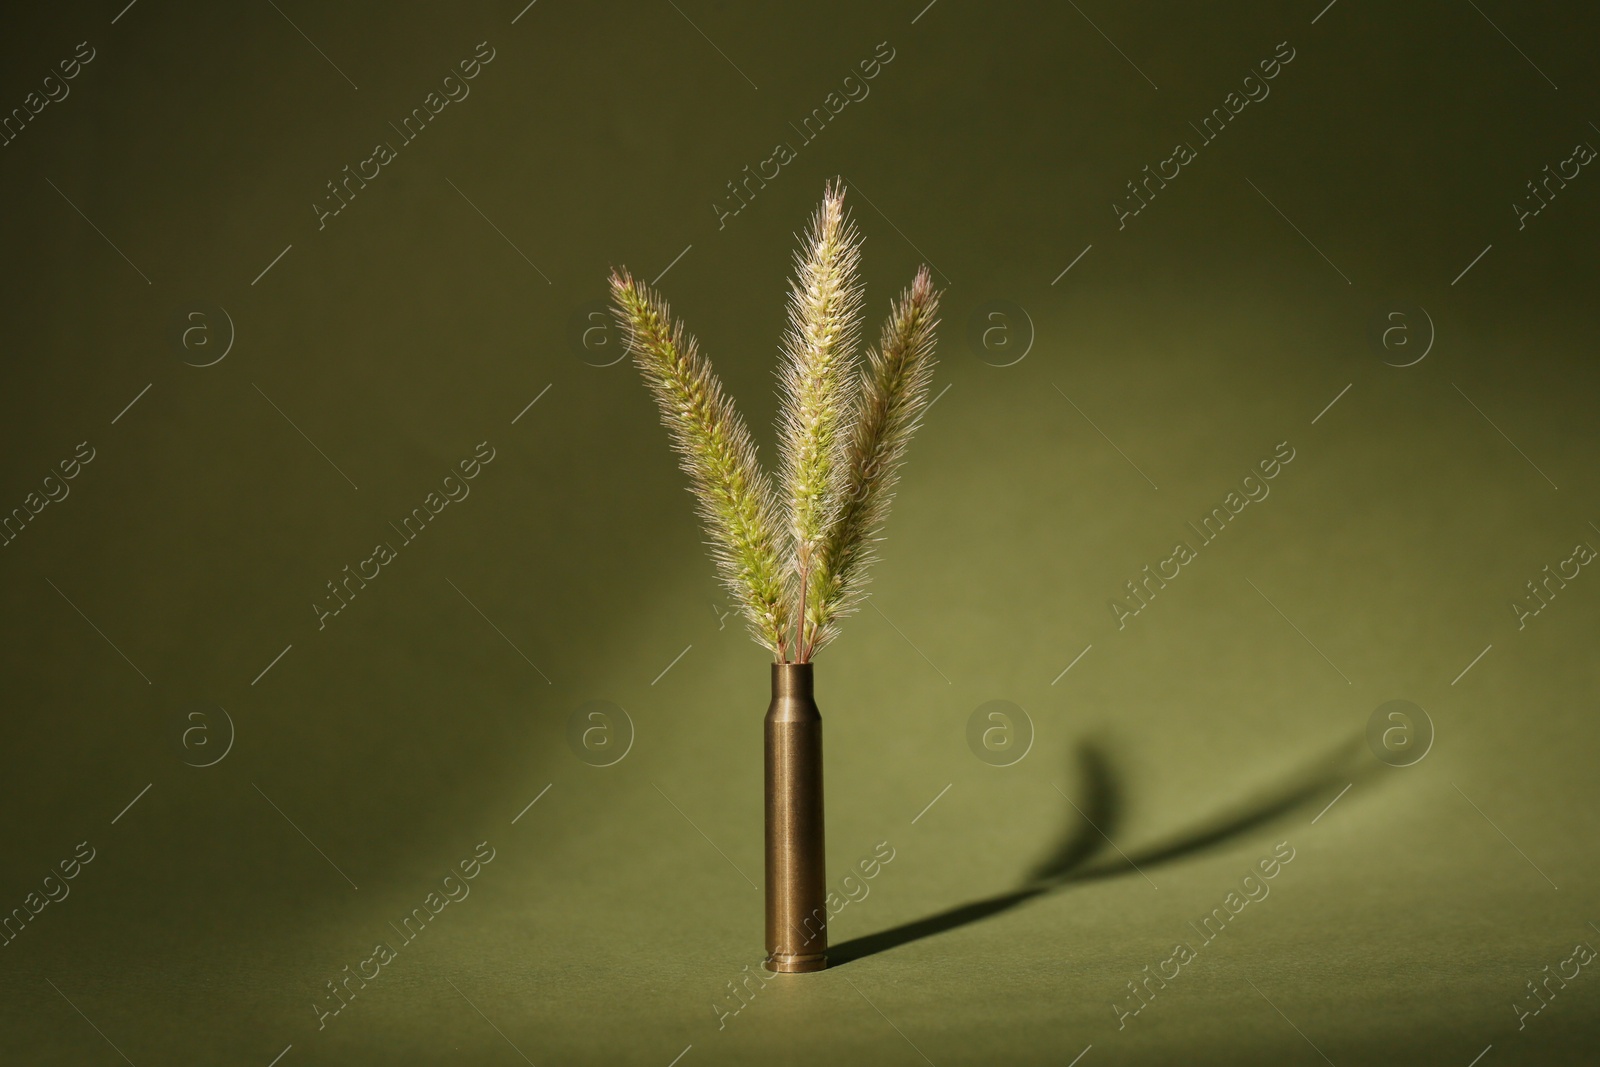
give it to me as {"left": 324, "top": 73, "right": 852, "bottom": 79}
{"left": 768, "top": 663, "right": 819, "bottom": 721}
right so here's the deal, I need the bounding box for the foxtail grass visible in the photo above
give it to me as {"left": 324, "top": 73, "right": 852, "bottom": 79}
{"left": 609, "top": 269, "right": 792, "bottom": 656}
{"left": 802, "top": 266, "right": 939, "bottom": 659}
{"left": 777, "top": 180, "right": 864, "bottom": 661}
{"left": 611, "top": 183, "right": 940, "bottom": 663}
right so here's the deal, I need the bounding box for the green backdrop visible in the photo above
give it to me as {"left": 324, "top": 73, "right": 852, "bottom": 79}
{"left": 1, "top": 1, "right": 1597, "bottom": 1064}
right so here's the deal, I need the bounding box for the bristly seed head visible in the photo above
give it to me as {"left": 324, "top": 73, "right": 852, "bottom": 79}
{"left": 612, "top": 180, "right": 940, "bottom": 664}
{"left": 776, "top": 179, "right": 865, "bottom": 660}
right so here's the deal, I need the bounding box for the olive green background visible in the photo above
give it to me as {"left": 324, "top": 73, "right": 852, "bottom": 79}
{"left": 1, "top": 1, "right": 1598, "bottom": 1064}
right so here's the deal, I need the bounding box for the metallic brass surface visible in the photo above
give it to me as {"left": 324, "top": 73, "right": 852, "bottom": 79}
{"left": 764, "top": 663, "right": 828, "bottom": 973}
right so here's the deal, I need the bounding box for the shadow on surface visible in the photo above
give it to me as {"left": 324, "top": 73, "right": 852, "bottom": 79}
{"left": 827, "top": 736, "right": 1373, "bottom": 967}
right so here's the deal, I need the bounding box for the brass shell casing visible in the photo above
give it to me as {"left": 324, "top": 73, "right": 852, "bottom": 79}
{"left": 764, "top": 663, "right": 827, "bottom": 973}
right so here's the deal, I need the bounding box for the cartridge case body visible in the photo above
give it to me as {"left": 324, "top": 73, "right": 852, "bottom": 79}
{"left": 764, "top": 663, "right": 827, "bottom": 973}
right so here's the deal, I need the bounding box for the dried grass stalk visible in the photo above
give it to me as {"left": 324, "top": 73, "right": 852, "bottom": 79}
{"left": 611, "top": 183, "right": 940, "bottom": 664}
{"left": 776, "top": 180, "right": 864, "bottom": 659}
{"left": 609, "top": 268, "right": 791, "bottom": 657}
{"left": 804, "top": 267, "right": 940, "bottom": 658}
